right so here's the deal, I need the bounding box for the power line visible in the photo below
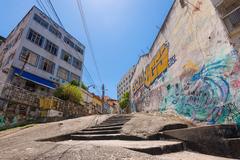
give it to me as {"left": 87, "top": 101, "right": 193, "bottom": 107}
{"left": 83, "top": 64, "right": 101, "bottom": 94}
{"left": 75, "top": 0, "right": 103, "bottom": 84}
{"left": 46, "top": 0, "right": 65, "bottom": 28}
{"left": 36, "top": 0, "right": 52, "bottom": 18}
{"left": 36, "top": 0, "right": 101, "bottom": 95}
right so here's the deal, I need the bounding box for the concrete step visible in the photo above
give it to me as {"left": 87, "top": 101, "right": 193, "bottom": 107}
{"left": 223, "top": 138, "right": 240, "bottom": 158}
{"left": 105, "top": 118, "right": 131, "bottom": 122}
{"left": 129, "top": 141, "right": 184, "bottom": 155}
{"left": 162, "top": 124, "right": 240, "bottom": 159}
{"left": 82, "top": 125, "right": 122, "bottom": 131}
{"left": 157, "top": 151, "right": 233, "bottom": 160}
{"left": 69, "top": 134, "right": 144, "bottom": 140}
{"left": 95, "top": 122, "right": 125, "bottom": 128}
{"left": 60, "top": 140, "right": 185, "bottom": 155}
{"left": 159, "top": 123, "right": 188, "bottom": 132}
{"left": 75, "top": 129, "right": 120, "bottom": 135}
{"left": 103, "top": 119, "right": 130, "bottom": 123}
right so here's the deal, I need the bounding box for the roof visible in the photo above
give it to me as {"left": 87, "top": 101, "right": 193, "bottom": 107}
{"left": 32, "top": 6, "right": 85, "bottom": 49}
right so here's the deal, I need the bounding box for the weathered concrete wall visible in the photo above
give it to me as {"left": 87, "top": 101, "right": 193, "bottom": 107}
{"left": 131, "top": 0, "right": 240, "bottom": 125}
{"left": 0, "top": 83, "right": 101, "bottom": 129}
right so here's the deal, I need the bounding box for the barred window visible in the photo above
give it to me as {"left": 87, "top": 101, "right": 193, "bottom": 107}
{"left": 57, "top": 67, "right": 69, "bottom": 81}
{"left": 64, "top": 37, "right": 74, "bottom": 48}
{"left": 27, "top": 29, "right": 44, "bottom": 47}
{"left": 49, "top": 25, "right": 62, "bottom": 39}
{"left": 72, "top": 57, "right": 82, "bottom": 70}
{"left": 39, "top": 57, "right": 55, "bottom": 74}
{"left": 61, "top": 50, "right": 72, "bottom": 64}
{"left": 44, "top": 39, "right": 58, "bottom": 56}
{"left": 19, "top": 47, "right": 39, "bottom": 66}
{"left": 33, "top": 14, "right": 49, "bottom": 29}
{"left": 74, "top": 45, "right": 84, "bottom": 55}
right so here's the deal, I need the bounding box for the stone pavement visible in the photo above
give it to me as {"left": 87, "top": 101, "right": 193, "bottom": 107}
{"left": 0, "top": 113, "right": 237, "bottom": 160}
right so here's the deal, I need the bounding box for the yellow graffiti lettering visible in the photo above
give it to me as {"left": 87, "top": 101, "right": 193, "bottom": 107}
{"left": 145, "top": 43, "right": 169, "bottom": 87}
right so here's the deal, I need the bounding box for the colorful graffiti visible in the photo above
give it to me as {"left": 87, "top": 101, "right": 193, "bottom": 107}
{"left": 145, "top": 42, "right": 169, "bottom": 87}
{"left": 160, "top": 49, "right": 240, "bottom": 125}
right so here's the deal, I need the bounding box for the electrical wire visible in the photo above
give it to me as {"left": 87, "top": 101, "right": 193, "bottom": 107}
{"left": 36, "top": 0, "right": 101, "bottom": 95}
{"left": 46, "top": 0, "right": 65, "bottom": 28}
{"left": 75, "top": 0, "right": 103, "bottom": 84}
{"left": 37, "top": 0, "right": 52, "bottom": 19}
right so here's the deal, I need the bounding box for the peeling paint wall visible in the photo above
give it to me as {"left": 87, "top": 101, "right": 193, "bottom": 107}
{"left": 131, "top": 0, "right": 240, "bottom": 125}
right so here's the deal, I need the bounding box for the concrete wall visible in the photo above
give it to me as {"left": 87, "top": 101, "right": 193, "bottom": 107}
{"left": 131, "top": 0, "right": 240, "bottom": 125}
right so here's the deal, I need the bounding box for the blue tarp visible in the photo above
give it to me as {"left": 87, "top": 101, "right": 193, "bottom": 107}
{"left": 12, "top": 67, "right": 57, "bottom": 89}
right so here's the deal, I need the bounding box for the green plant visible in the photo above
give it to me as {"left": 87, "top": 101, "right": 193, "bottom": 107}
{"left": 70, "top": 80, "right": 80, "bottom": 87}
{"left": 119, "top": 92, "right": 130, "bottom": 110}
{"left": 54, "top": 83, "right": 83, "bottom": 104}
{"left": 81, "top": 83, "right": 88, "bottom": 90}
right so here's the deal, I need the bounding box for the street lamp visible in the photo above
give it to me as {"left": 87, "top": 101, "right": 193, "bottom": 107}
{"left": 87, "top": 84, "right": 96, "bottom": 90}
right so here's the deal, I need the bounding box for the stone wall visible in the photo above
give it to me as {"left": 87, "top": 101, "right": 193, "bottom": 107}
{"left": 131, "top": 0, "right": 240, "bottom": 125}
{"left": 0, "top": 83, "right": 101, "bottom": 129}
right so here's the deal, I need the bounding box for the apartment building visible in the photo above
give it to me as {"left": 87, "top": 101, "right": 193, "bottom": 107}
{"left": 117, "top": 65, "right": 136, "bottom": 100}
{"left": 0, "top": 6, "right": 85, "bottom": 95}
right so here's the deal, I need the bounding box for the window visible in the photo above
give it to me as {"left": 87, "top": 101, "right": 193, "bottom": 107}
{"left": 72, "top": 57, "right": 82, "bottom": 70}
{"left": 44, "top": 39, "right": 58, "bottom": 56}
{"left": 39, "top": 57, "right": 55, "bottom": 74}
{"left": 57, "top": 67, "right": 69, "bottom": 81}
{"left": 19, "top": 47, "right": 39, "bottom": 66}
{"left": 27, "top": 29, "right": 44, "bottom": 47}
{"left": 217, "top": 0, "right": 240, "bottom": 32}
{"left": 74, "top": 45, "right": 84, "bottom": 55}
{"left": 61, "top": 50, "right": 72, "bottom": 64}
{"left": 64, "top": 37, "right": 74, "bottom": 48}
{"left": 49, "top": 25, "right": 62, "bottom": 39}
{"left": 71, "top": 73, "right": 80, "bottom": 81}
{"left": 33, "top": 14, "right": 49, "bottom": 29}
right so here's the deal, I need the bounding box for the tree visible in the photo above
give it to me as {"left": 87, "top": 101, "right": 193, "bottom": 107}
{"left": 119, "top": 92, "right": 130, "bottom": 110}
{"left": 54, "top": 83, "right": 83, "bottom": 104}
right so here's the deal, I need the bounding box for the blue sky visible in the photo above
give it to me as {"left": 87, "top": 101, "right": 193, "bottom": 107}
{"left": 0, "top": 0, "right": 174, "bottom": 99}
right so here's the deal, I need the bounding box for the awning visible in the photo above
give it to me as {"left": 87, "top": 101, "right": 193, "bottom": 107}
{"left": 13, "top": 67, "right": 57, "bottom": 89}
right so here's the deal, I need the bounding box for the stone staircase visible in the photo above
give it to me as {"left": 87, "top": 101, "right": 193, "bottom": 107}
{"left": 70, "top": 115, "right": 144, "bottom": 140}
{"left": 65, "top": 115, "right": 185, "bottom": 155}
{"left": 39, "top": 115, "right": 239, "bottom": 158}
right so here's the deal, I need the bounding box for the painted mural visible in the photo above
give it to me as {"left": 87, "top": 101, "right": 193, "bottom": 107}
{"left": 132, "top": 42, "right": 177, "bottom": 112}
{"left": 132, "top": 48, "right": 240, "bottom": 125}
{"left": 160, "top": 49, "right": 240, "bottom": 125}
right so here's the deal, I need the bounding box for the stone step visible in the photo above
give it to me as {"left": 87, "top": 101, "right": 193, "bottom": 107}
{"left": 95, "top": 122, "right": 125, "bottom": 128}
{"left": 162, "top": 124, "right": 240, "bottom": 159}
{"left": 70, "top": 134, "right": 145, "bottom": 140}
{"left": 75, "top": 129, "right": 120, "bottom": 135}
{"left": 103, "top": 119, "right": 130, "bottom": 123}
{"left": 157, "top": 151, "right": 233, "bottom": 160}
{"left": 105, "top": 118, "right": 131, "bottom": 122}
{"left": 128, "top": 141, "right": 185, "bottom": 155}
{"left": 82, "top": 125, "right": 122, "bottom": 131}
{"left": 223, "top": 138, "right": 240, "bottom": 158}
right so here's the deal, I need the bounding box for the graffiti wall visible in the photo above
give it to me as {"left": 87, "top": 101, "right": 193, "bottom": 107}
{"left": 131, "top": 0, "right": 240, "bottom": 125}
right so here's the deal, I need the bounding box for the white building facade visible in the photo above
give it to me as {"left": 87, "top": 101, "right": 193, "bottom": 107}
{"left": 0, "top": 6, "right": 85, "bottom": 95}
{"left": 117, "top": 65, "right": 136, "bottom": 100}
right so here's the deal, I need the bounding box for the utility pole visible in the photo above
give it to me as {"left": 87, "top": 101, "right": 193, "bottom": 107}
{"left": 101, "top": 84, "right": 105, "bottom": 114}
{"left": 19, "top": 52, "right": 30, "bottom": 76}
